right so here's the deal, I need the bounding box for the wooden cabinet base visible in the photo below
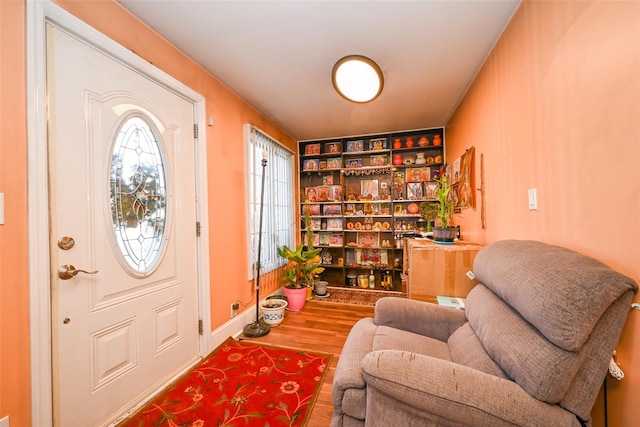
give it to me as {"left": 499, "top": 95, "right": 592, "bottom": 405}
{"left": 404, "top": 239, "right": 483, "bottom": 301}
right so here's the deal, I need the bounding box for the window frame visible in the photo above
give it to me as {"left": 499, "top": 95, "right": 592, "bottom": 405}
{"left": 245, "top": 124, "right": 295, "bottom": 280}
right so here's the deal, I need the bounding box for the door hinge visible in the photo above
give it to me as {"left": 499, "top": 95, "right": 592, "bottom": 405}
{"left": 198, "top": 319, "right": 203, "bottom": 335}
{"left": 196, "top": 221, "right": 201, "bottom": 236}
{"left": 194, "top": 124, "right": 199, "bottom": 138}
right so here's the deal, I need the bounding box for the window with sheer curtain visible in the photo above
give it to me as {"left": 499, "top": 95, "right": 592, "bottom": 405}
{"left": 245, "top": 124, "right": 295, "bottom": 279}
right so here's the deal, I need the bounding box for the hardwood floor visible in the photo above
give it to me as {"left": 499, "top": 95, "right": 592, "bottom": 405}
{"left": 240, "top": 300, "right": 375, "bottom": 427}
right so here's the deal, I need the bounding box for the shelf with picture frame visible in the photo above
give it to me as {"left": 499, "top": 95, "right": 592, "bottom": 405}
{"left": 298, "top": 127, "right": 444, "bottom": 292}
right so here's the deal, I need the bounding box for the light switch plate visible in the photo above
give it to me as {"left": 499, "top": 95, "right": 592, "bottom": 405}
{"left": 0, "top": 193, "right": 4, "bottom": 224}
{"left": 528, "top": 188, "right": 537, "bottom": 210}
{"left": 0, "top": 415, "right": 10, "bottom": 427}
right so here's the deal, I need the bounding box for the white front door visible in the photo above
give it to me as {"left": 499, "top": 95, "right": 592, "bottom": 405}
{"left": 47, "top": 24, "right": 200, "bottom": 426}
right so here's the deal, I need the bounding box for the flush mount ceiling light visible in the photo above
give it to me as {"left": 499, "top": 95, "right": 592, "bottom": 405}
{"left": 332, "top": 55, "right": 384, "bottom": 103}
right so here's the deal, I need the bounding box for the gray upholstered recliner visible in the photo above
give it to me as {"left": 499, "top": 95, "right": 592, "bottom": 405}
{"left": 331, "top": 240, "right": 637, "bottom": 427}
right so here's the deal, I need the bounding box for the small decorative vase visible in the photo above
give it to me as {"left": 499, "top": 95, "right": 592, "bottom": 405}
{"left": 433, "top": 134, "right": 442, "bottom": 146}
{"left": 314, "top": 280, "right": 328, "bottom": 296}
{"left": 393, "top": 154, "right": 403, "bottom": 165}
{"left": 418, "top": 136, "right": 429, "bottom": 147}
{"left": 415, "top": 153, "right": 426, "bottom": 165}
{"left": 260, "top": 299, "right": 288, "bottom": 326}
{"left": 405, "top": 137, "right": 414, "bottom": 148}
{"left": 393, "top": 138, "right": 402, "bottom": 149}
{"left": 283, "top": 286, "right": 308, "bottom": 311}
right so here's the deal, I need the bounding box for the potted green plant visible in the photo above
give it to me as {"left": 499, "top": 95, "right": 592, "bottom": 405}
{"left": 259, "top": 298, "right": 288, "bottom": 326}
{"left": 432, "top": 174, "right": 457, "bottom": 242}
{"left": 277, "top": 205, "right": 325, "bottom": 310}
{"left": 277, "top": 244, "right": 324, "bottom": 310}
{"left": 418, "top": 201, "right": 439, "bottom": 233}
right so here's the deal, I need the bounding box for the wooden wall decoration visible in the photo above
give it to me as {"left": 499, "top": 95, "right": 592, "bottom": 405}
{"left": 448, "top": 146, "right": 475, "bottom": 210}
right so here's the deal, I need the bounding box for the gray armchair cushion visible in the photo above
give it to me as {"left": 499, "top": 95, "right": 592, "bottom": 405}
{"left": 373, "top": 326, "right": 452, "bottom": 361}
{"left": 448, "top": 322, "right": 508, "bottom": 379}
{"left": 361, "top": 350, "right": 581, "bottom": 427}
{"left": 374, "top": 296, "right": 467, "bottom": 341}
{"left": 466, "top": 285, "right": 582, "bottom": 402}
{"left": 473, "top": 240, "right": 637, "bottom": 351}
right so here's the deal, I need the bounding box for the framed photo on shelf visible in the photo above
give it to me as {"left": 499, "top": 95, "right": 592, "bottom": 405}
{"left": 360, "top": 179, "right": 379, "bottom": 199}
{"left": 302, "top": 158, "right": 319, "bottom": 171}
{"left": 368, "top": 138, "right": 387, "bottom": 151}
{"left": 346, "top": 140, "right": 364, "bottom": 153}
{"left": 326, "top": 157, "right": 342, "bottom": 170}
{"left": 323, "top": 204, "right": 342, "bottom": 216}
{"left": 424, "top": 181, "right": 439, "bottom": 199}
{"left": 322, "top": 175, "right": 334, "bottom": 185}
{"left": 318, "top": 160, "right": 327, "bottom": 170}
{"left": 345, "top": 158, "right": 363, "bottom": 169}
{"left": 303, "top": 204, "right": 321, "bottom": 216}
{"left": 325, "top": 142, "right": 341, "bottom": 154}
{"left": 329, "top": 233, "right": 343, "bottom": 246}
{"left": 316, "top": 186, "right": 330, "bottom": 202}
{"left": 369, "top": 154, "right": 388, "bottom": 167}
{"left": 326, "top": 218, "right": 342, "bottom": 231}
{"left": 319, "top": 232, "right": 330, "bottom": 246}
{"left": 304, "top": 143, "right": 321, "bottom": 155}
{"left": 407, "top": 182, "right": 424, "bottom": 200}
{"left": 361, "top": 248, "right": 384, "bottom": 266}
{"left": 328, "top": 185, "right": 343, "bottom": 201}
{"left": 307, "top": 219, "right": 321, "bottom": 230}
{"left": 357, "top": 232, "right": 379, "bottom": 248}
{"left": 406, "top": 167, "right": 430, "bottom": 182}
{"left": 394, "top": 204, "right": 403, "bottom": 215}
{"left": 304, "top": 186, "right": 318, "bottom": 202}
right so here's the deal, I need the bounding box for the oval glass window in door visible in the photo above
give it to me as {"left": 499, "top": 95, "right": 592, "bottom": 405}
{"left": 110, "top": 115, "right": 168, "bottom": 274}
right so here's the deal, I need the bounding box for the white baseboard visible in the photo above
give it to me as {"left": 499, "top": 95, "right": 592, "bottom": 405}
{"left": 208, "top": 289, "right": 284, "bottom": 353}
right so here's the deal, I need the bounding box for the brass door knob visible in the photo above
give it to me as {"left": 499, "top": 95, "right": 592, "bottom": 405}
{"left": 58, "top": 264, "right": 98, "bottom": 280}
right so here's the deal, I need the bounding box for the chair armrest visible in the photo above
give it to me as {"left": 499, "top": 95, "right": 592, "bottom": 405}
{"left": 374, "top": 297, "right": 467, "bottom": 341}
{"left": 331, "top": 317, "right": 377, "bottom": 413}
{"left": 361, "top": 350, "right": 580, "bottom": 427}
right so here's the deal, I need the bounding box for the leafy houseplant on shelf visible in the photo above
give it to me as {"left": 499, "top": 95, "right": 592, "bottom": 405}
{"left": 432, "top": 174, "right": 458, "bottom": 242}
{"left": 277, "top": 206, "right": 325, "bottom": 311}
{"left": 419, "top": 201, "right": 439, "bottom": 233}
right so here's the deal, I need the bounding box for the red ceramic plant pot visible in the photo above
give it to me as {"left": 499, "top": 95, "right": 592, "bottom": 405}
{"left": 283, "top": 286, "right": 308, "bottom": 311}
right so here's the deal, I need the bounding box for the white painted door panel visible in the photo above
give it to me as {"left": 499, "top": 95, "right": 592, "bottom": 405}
{"left": 47, "top": 24, "right": 199, "bottom": 427}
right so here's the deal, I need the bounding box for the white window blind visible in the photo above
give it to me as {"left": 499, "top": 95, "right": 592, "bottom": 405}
{"left": 245, "top": 124, "right": 295, "bottom": 279}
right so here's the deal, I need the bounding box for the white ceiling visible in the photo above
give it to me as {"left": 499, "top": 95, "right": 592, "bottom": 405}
{"left": 117, "top": 0, "right": 521, "bottom": 141}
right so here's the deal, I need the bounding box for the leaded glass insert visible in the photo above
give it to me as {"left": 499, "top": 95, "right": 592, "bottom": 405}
{"left": 110, "top": 115, "right": 167, "bottom": 273}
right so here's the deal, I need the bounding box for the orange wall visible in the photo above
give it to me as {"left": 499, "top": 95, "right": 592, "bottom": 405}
{"left": 446, "top": 1, "right": 640, "bottom": 425}
{"left": 0, "top": 1, "right": 31, "bottom": 426}
{"left": 0, "top": 1, "right": 295, "bottom": 425}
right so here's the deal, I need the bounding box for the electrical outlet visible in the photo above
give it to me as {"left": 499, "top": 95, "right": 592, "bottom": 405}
{"left": 230, "top": 302, "right": 239, "bottom": 318}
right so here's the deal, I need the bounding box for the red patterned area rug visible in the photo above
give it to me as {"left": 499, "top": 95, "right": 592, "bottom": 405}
{"left": 309, "top": 286, "right": 406, "bottom": 306}
{"left": 120, "top": 338, "right": 332, "bottom": 427}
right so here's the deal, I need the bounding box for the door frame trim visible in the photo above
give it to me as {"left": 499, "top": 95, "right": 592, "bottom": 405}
{"left": 27, "top": 2, "right": 212, "bottom": 425}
